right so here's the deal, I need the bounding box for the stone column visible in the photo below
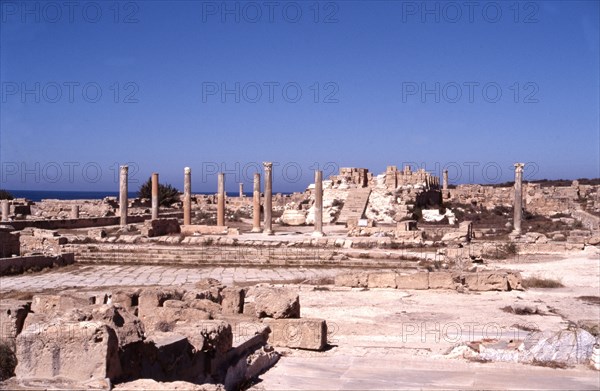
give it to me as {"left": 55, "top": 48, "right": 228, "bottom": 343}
{"left": 239, "top": 183, "right": 244, "bottom": 198}
{"left": 443, "top": 170, "right": 448, "bottom": 190}
{"left": 70, "top": 205, "right": 79, "bottom": 219}
{"left": 151, "top": 172, "right": 159, "bottom": 220}
{"left": 263, "top": 162, "right": 273, "bottom": 235}
{"left": 217, "top": 173, "right": 225, "bottom": 227}
{"left": 183, "top": 167, "right": 192, "bottom": 225}
{"left": 313, "top": 170, "right": 324, "bottom": 237}
{"left": 119, "top": 165, "right": 128, "bottom": 227}
{"left": 1, "top": 200, "right": 9, "bottom": 222}
{"left": 251, "top": 173, "right": 261, "bottom": 232}
{"left": 513, "top": 163, "right": 525, "bottom": 235}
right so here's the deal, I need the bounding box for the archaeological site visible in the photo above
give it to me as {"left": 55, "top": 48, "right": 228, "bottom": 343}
{"left": 0, "top": 163, "right": 599, "bottom": 390}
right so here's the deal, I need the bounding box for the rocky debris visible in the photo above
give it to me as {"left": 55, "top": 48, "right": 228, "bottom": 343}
{"left": 88, "top": 228, "right": 107, "bottom": 240}
{"left": 114, "top": 379, "right": 225, "bottom": 390}
{"left": 16, "top": 321, "right": 122, "bottom": 381}
{"left": 4, "top": 281, "right": 323, "bottom": 390}
{"left": 248, "top": 287, "right": 301, "bottom": 319}
{"left": 451, "top": 328, "right": 597, "bottom": 367}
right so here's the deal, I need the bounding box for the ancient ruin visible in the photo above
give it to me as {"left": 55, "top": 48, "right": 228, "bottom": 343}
{"left": 1, "top": 163, "right": 599, "bottom": 390}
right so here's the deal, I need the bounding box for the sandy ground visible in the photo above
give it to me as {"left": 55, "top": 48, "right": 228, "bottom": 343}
{"left": 252, "top": 250, "right": 600, "bottom": 390}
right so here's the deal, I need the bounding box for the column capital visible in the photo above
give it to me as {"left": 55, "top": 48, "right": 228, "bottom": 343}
{"left": 120, "top": 165, "right": 128, "bottom": 172}
{"left": 514, "top": 163, "right": 525, "bottom": 172}
{"left": 184, "top": 167, "right": 191, "bottom": 174}
{"left": 263, "top": 162, "right": 273, "bottom": 170}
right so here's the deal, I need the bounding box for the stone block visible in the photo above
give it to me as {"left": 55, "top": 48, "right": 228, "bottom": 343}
{"left": 428, "top": 272, "right": 455, "bottom": 290}
{"left": 221, "top": 287, "right": 244, "bottom": 315}
{"left": 263, "top": 318, "right": 327, "bottom": 351}
{"left": 334, "top": 272, "right": 368, "bottom": 288}
{"left": 16, "top": 321, "right": 122, "bottom": 381}
{"left": 251, "top": 287, "right": 300, "bottom": 319}
{"left": 464, "top": 272, "right": 508, "bottom": 291}
{"left": 367, "top": 272, "right": 397, "bottom": 288}
{"left": 396, "top": 272, "right": 429, "bottom": 290}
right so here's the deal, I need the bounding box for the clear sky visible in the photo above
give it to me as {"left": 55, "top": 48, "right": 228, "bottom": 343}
{"left": 1, "top": 0, "right": 598, "bottom": 193}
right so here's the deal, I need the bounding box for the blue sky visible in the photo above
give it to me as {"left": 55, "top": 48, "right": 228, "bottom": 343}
{"left": 1, "top": 0, "right": 599, "bottom": 192}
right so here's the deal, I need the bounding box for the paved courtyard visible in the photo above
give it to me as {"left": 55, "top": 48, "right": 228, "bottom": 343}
{"left": 0, "top": 264, "right": 339, "bottom": 292}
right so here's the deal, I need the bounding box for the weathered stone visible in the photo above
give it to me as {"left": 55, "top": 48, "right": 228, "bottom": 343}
{"left": 0, "top": 300, "right": 30, "bottom": 342}
{"left": 251, "top": 287, "right": 300, "bottom": 319}
{"left": 506, "top": 271, "right": 524, "bottom": 291}
{"left": 464, "top": 272, "right": 508, "bottom": 291}
{"left": 16, "top": 321, "right": 122, "bottom": 381}
{"left": 221, "top": 287, "right": 244, "bottom": 314}
{"left": 188, "top": 299, "right": 221, "bottom": 318}
{"left": 89, "top": 305, "right": 145, "bottom": 347}
{"left": 280, "top": 210, "right": 306, "bottom": 226}
{"left": 522, "top": 328, "right": 596, "bottom": 365}
{"left": 263, "top": 318, "right": 327, "bottom": 351}
{"left": 334, "top": 272, "right": 368, "bottom": 288}
{"left": 428, "top": 272, "right": 455, "bottom": 290}
{"left": 114, "top": 379, "right": 225, "bottom": 390}
{"left": 396, "top": 273, "right": 429, "bottom": 290}
{"left": 367, "top": 272, "right": 397, "bottom": 288}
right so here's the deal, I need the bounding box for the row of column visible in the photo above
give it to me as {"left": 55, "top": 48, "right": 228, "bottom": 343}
{"left": 117, "top": 163, "right": 325, "bottom": 236}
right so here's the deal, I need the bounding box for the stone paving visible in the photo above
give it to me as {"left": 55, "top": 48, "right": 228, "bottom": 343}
{"left": 0, "top": 264, "right": 340, "bottom": 292}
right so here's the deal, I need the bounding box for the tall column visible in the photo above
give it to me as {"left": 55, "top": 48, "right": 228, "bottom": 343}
{"left": 119, "top": 165, "right": 128, "bottom": 227}
{"left": 313, "top": 170, "right": 324, "bottom": 237}
{"left": 443, "top": 170, "right": 448, "bottom": 190}
{"left": 239, "top": 183, "right": 244, "bottom": 198}
{"left": 70, "top": 205, "right": 79, "bottom": 219}
{"left": 183, "top": 167, "right": 192, "bottom": 225}
{"left": 263, "top": 162, "right": 273, "bottom": 235}
{"left": 217, "top": 173, "right": 225, "bottom": 226}
{"left": 151, "top": 172, "right": 159, "bottom": 220}
{"left": 251, "top": 173, "right": 261, "bottom": 232}
{"left": 1, "top": 200, "right": 9, "bottom": 222}
{"left": 513, "top": 163, "right": 525, "bottom": 235}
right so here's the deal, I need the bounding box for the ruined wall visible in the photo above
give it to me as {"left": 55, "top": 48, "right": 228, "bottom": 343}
{"left": 0, "top": 227, "right": 20, "bottom": 257}
{"left": 30, "top": 198, "right": 116, "bottom": 219}
{"left": 446, "top": 183, "right": 599, "bottom": 216}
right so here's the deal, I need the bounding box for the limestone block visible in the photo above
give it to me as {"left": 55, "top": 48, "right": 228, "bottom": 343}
{"left": 428, "top": 272, "right": 455, "bottom": 290}
{"left": 334, "top": 272, "right": 368, "bottom": 288}
{"left": 16, "top": 321, "right": 122, "bottom": 381}
{"left": 464, "top": 272, "right": 508, "bottom": 291}
{"left": 396, "top": 273, "right": 429, "bottom": 290}
{"left": 250, "top": 287, "right": 300, "bottom": 319}
{"left": 367, "top": 272, "right": 397, "bottom": 288}
{"left": 221, "top": 287, "right": 244, "bottom": 315}
{"left": 280, "top": 210, "right": 306, "bottom": 226}
{"left": 263, "top": 318, "right": 327, "bottom": 351}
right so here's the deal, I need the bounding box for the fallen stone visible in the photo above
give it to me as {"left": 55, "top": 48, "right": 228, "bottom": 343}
{"left": 263, "top": 318, "right": 327, "bottom": 351}
{"left": 251, "top": 287, "right": 300, "bottom": 319}
{"left": 16, "top": 321, "right": 122, "bottom": 381}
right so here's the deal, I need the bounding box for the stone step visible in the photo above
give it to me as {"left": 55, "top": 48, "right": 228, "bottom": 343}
{"left": 337, "top": 188, "right": 372, "bottom": 224}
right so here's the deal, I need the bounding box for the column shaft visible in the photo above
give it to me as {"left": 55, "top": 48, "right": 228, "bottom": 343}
{"left": 313, "top": 170, "right": 324, "bottom": 237}
{"left": 263, "top": 162, "right": 273, "bottom": 235}
{"left": 217, "top": 173, "right": 225, "bottom": 226}
{"left": 119, "top": 165, "right": 128, "bottom": 227}
{"left": 252, "top": 173, "right": 261, "bottom": 232}
{"left": 184, "top": 167, "right": 192, "bottom": 225}
{"left": 151, "top": 172, "right": 159, "bottom": 220}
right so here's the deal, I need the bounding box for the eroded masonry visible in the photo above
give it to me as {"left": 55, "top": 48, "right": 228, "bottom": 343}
{"left": 1, "top": 163, "right": 599, "bottom": 390}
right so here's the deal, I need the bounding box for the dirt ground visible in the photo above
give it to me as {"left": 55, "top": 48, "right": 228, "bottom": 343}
{"left": 251, "top": 249, "right": 600, "bottom": 390}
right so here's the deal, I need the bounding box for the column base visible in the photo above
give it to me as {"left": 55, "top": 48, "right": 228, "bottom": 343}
{"left": 312, "top": 231, "right": 325, "bottom": 237}
{"left": 263, "top": 229, "right": 274, "bottom": 236}
{"left": 251, "top": 228, "right": 262, "bottom": 233}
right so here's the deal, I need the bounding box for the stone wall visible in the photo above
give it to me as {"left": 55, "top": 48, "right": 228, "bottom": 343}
{"left": 0, "top": 226, "right": 20, "bottom": 257}
{"left": 0, "top": 253, "right": 75, "bottom": 275}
